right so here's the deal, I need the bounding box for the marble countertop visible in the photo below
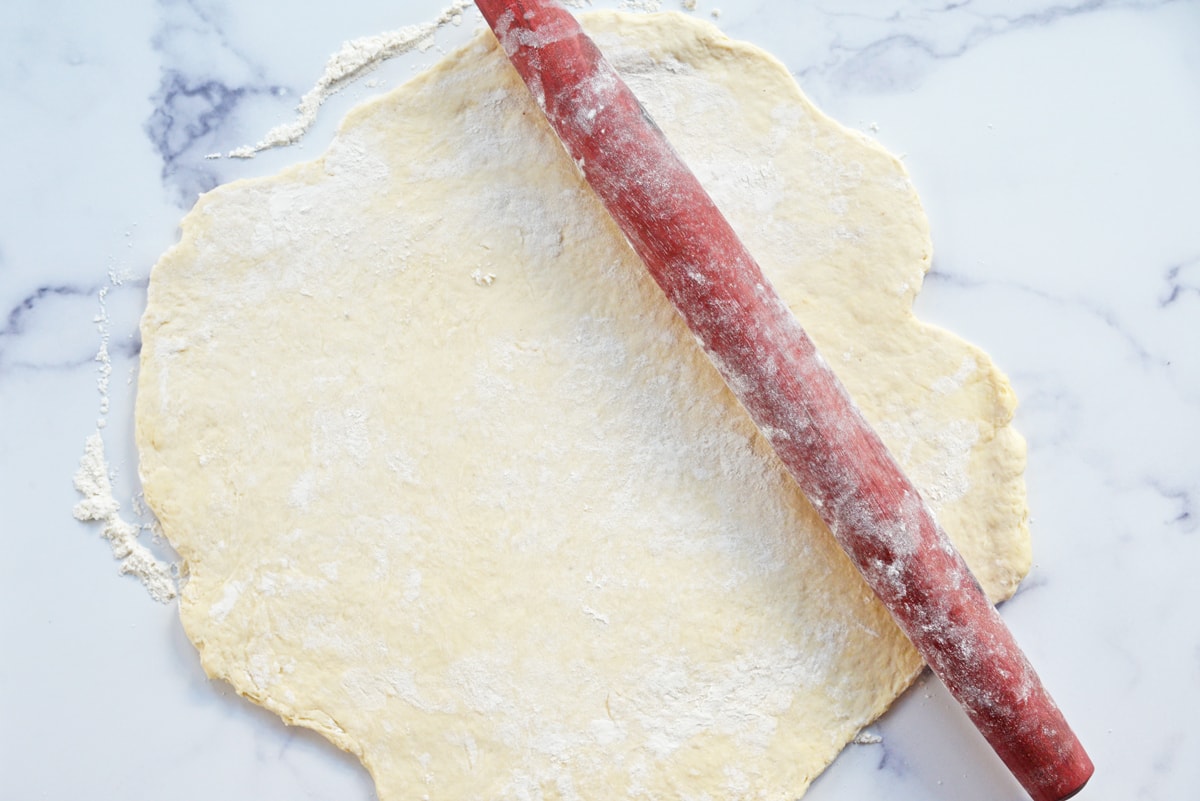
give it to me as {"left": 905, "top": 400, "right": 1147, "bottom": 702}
{"left": 3, "top": 0, "right": 1197, "bottom": 798}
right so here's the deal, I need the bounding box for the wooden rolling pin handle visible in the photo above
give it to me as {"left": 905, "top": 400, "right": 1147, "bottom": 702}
{"left": 472, "top": 1, "right": 1093, "bottom": 799}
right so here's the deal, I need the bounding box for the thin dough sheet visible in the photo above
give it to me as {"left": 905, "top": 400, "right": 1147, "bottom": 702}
{"left": 137, "top": 11, "right": 1029, "bottom": 801}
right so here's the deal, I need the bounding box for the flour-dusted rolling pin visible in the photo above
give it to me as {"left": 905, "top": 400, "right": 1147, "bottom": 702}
{"left": 472, "top": 1, "right": 1093, "bottom": 798}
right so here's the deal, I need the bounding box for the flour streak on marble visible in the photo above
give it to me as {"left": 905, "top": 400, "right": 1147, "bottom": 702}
{"left": 145, "top": 0, "right": 284, "bottom": 201}
{"left": 2, "top": 0, "right": 1198, "bottom": 799}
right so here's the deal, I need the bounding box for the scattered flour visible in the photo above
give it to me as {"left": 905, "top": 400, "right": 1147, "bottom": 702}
{"left": 92, "top": 286, "right": 112, "bottom": 428}
{"left": 73, "top": 433, "right": 177, "bottom": 604}
{"left": 227, "top": 1, "right": 472, "bottom": 159}
{"left": 74, "top": 271, "right": 178, "bottom": 604}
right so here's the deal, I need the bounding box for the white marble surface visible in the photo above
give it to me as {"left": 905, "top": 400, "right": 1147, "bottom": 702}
{"left": 2, "top": 0, "right": 1197, "bottom": 798}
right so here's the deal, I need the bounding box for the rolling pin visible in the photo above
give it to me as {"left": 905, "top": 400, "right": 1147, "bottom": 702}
{"left": 472, "top": 1, "right": 1094, "bottom": 799}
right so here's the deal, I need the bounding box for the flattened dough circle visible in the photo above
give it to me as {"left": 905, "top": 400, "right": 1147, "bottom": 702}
{"left": 137, "top": 12, "right": 1029, "bottom": 800}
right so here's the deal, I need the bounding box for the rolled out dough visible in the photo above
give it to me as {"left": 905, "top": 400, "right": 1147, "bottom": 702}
{"left": 137, "top": 11, "right": 1030, "bottom": 800}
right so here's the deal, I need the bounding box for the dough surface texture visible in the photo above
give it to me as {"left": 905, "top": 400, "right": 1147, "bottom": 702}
{"left": 137, "top": 12, "right": 1029, "bottom": 800}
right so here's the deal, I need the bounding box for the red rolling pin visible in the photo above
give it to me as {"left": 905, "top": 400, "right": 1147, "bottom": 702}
{"left": 472, "top": 1, "right": 1093, "bottom": 798}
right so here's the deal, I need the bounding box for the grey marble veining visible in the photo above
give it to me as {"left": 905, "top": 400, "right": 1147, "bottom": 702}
{"left": 2, "top": 1, "right": 1197, "bottom": 798}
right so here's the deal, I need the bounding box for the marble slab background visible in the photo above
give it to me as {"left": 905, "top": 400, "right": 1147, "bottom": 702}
{"left": 2, "top": 0, "right": 1197, "bottom": 798}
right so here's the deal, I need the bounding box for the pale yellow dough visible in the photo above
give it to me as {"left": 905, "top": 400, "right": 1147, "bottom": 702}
{"left": 137, "top": 12, "right": 1029, "bottom": 801}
